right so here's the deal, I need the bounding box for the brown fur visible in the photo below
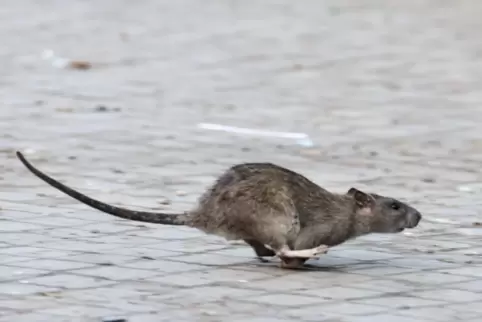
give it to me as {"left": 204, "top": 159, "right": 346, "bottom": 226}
{"left": 16, "top": 152, "right": 422, "bottom": 269}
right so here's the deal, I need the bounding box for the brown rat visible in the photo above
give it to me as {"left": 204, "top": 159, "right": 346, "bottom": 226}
{"left": 16, "top": 151, "right": 421, "bottom": 269}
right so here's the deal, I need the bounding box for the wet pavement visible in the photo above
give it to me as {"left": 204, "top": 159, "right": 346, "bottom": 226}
{"left": 1, "top": 0, "right": 482, "bottom": 321}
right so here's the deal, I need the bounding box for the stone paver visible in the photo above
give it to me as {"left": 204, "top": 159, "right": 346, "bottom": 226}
{"left": 2, "top": 0, "right": 482, "bottom": 321}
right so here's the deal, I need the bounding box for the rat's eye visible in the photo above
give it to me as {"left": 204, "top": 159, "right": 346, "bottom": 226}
{"left": 391, "top": 202, "right": 400, "bottom": 210}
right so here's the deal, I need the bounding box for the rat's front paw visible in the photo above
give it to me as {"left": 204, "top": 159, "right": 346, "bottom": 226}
{"left": 280, "top": 257, "right": 306, "bottom": 269}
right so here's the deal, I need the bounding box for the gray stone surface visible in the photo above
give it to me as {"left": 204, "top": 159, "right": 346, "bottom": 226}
{"left": 1, "top": 0, "right": 482, "bottom": 321}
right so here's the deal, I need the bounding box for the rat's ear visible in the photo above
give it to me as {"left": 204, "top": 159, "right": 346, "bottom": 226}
{"left": 347, "top": 187, "right": 375, "bottom": 209}
{"left": 347, "top": 187, "right": 358, "bottom": 196}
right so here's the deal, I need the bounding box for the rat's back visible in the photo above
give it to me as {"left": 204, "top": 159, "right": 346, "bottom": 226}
{"left": 185, "top": 162, "right": 329, "bottom": 243}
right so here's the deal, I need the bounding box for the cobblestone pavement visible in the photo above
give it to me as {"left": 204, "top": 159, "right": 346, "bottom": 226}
{"left": 1, "top": 0, "right": 482, "bottom": 321}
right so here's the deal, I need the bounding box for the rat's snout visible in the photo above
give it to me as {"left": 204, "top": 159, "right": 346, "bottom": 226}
{"left": 406, "top": 209, "right": 422, "bottom": 228}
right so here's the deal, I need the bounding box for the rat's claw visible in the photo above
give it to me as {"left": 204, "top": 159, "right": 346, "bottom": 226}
{"left": 313, "top": 245, "right": 329, "bottom": 256}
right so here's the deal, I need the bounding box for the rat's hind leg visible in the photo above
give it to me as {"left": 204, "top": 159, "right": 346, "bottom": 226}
{"left": 276, "top": 245, "right": 329, "bottom": 259}
{"left": 244, "top": 239, "right": 316, "bottom": 267}
{"left": 244, "top": 238, "right": 319, "bottom": 266}
{"left": 244, "top": 239, "right": 276, "bottom": 262}
{"left": 276, "top": 245, "right": 328, "bottom": 269}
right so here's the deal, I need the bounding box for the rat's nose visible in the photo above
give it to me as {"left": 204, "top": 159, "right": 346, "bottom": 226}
{"left": 408, "top": 210, "right": 422, "bottom": 228}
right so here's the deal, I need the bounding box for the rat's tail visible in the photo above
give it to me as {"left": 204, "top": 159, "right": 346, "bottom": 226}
{"left": 16, "top": 151, "right": 188, "bottom": 226}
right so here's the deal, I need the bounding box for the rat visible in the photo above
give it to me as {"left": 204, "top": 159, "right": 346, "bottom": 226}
{"left": 16, "top": 151, "right": 421, "bottom": 269}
